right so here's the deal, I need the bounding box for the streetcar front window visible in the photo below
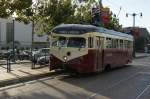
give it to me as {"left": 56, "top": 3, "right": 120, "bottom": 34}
{"left": 52, "top": 37, "right": 67, "bottom": 47}
{"left": 68, "top": 38, "right": 86, "bottom": 48}
{"left": 52, "top": 37, "right": 86, "bottom": 48}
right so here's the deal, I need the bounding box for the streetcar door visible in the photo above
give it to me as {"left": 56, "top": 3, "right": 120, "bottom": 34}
{"left": 95, "top": 37, "right": 104, "bottom": 71}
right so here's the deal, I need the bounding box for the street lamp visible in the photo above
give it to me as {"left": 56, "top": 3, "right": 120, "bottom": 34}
{"left": 126, "top": 12, "right": 142, "bottom": 57}
{"left": 126, "top": 13, "right": 142, "bottom": 27}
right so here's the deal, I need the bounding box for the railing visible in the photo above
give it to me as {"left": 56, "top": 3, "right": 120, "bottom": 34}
{"left": 0, "top": 47, "right": 50, "bottom": 73}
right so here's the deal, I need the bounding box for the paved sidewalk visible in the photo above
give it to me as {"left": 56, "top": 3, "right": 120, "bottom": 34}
{"left": 0, "top": 63, "right": 54, "bottom": 87}
{"left": 0, "top": 60, "right": 31, "bottom": 65}
{"left": 135, "top": 53, "right": 150, "bottom": 59}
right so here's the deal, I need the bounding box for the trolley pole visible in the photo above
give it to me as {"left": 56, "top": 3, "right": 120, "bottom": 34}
{"left": 126, "top": 12, "right": 142, "bottom": 57}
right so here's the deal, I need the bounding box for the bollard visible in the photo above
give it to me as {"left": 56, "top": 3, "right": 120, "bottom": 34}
{"left": 45, "top": 51, "right": 46, "bottom": 66}
{"left": 31, "top": 54, "right": 35, "bottom": 69}
{"left": 7, "top": 56, "right": 11, "bottom": 73}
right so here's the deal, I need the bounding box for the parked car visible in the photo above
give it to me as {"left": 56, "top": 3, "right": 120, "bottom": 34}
{"left": 37, "top": 55, "right": 50, "bottom": 65}
{"left": 32, "top": 48, "right": 50, "bottom": 62}
{"left": 18, "top": 50, "right": 31, "bottom": 60}
{"left": 1, "top": 49, "right": 17, "bottom": 59}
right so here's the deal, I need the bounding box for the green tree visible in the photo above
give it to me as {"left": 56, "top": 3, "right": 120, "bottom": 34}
{"left": 73, "top": 0, "right": 122, "bottom": 31}
{"left": 72, "top": 0, "right": 97, "bottom": 24}
{"left": 0, "top": 0, "right": 32, "bottom": 18}
{"left": 0, "top": 0, "right": 13, "bottom": 18}
{"left": 34, "top": 0, "right": 76, "bottom": 34}
{"left": 105, "top": 13, "right": 122, "bottom": 31}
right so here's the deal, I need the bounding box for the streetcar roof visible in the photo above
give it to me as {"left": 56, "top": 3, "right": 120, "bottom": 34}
{"left": 52, "top": 24, "right": 99, "bottom": 33}
{"left": 52, "top": 24, "right": 133, "bottom": 40}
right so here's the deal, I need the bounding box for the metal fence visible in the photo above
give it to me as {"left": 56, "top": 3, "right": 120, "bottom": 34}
{"left": 0, "top": 42, "right": 50, "bottom": 73}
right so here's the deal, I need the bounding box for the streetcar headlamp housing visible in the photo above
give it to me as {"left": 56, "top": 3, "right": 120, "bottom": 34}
{"left": 63, "top": 56, "right": 68, "bottom": 61}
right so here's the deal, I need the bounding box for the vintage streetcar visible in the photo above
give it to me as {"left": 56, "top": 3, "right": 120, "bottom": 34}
{"left": 49, "top": 24, "right": 133, "bottom": 73}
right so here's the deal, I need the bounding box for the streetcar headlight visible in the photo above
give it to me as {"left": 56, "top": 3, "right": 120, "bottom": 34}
{"left": 63, "top": 56, "right": 68, "bottom": 61}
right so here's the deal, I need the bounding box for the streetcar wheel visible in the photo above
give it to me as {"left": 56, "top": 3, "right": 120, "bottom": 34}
{"left": 105, "top": 64, "right": 111, "bottom": 71}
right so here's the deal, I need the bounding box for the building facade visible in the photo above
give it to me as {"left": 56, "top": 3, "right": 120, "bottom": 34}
{"left": 123, "top": 27, "right": 150, "bottom": 52}
{"left": 0, "top": 18, "right": 49, "bottom": 49}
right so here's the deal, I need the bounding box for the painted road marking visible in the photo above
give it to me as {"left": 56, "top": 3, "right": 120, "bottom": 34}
{"left": 135, "top": 85, "right": 150, "bottom": 99}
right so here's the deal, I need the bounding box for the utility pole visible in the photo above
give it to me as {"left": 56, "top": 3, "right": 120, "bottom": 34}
{"left": 26, "top": 8, "right": 35, "bottom": 69}
{"left": 12, "top": 19, "right": 15, "bottom": 62}
{"left": 0, "top": 22, "right": 1, "bottom": 47}
{"left": 31, "top": 19, "right": 35, "bottom": 69}
{"left": 126, "top": 12, "right": 142, "bottom": 57}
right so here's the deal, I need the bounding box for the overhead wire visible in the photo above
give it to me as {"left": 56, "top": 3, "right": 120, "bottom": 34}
{"left": 102, "top": 0, "right": 147, "bottom": 29}
{"left": 103, "top": 0, "right": 127, "bottom": 15}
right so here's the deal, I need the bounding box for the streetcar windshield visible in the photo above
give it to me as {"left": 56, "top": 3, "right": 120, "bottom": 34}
{"left": 52, "top": 37, "right": 67, "bottom": 47}
{"left": 52, "top": 37, "right": 86, "bottom": 48}
{"left": 68, "top": 38, "right": 86, "bottom": 48}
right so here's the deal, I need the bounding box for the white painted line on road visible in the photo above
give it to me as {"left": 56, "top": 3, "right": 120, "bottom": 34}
{"left": 138, "top": 72, "right": 150, "bottom": 75}
{"left": 87, "top": 93, "right": 97, "bottom": 99}
{"left": 135, "top": 85, "right": 150, "bottom": 99}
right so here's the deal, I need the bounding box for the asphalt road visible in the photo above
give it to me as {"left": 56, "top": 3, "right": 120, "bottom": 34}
{"left": 0, "top": 56, "right": 150, "bottom": 99}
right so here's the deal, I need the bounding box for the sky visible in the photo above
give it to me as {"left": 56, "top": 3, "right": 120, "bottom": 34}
{"left": 101, "top": 0, "right": 150, "bottom": 32}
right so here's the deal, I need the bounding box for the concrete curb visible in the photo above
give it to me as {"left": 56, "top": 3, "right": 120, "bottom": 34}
{"left": 0, "top": 61, "right": 31, "bottom": 65}
{"left": 134, "top": 55, "right": 149, "bottom": 59}
{"left": 0, "top": 71, "right": 58, "bottom": 88}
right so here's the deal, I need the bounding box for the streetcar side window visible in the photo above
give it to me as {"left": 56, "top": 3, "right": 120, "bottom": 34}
{"left": 120, "top": 40, "right": 123, "bottom": 48}
{"left": 124, "top": 40, "right": 128, "bottom": 48}
{"left": 100, "top": 37, "right": 104, "bottom": 49}
{"left": 96, "top": 37, "right": 101, "bottom": 48}
{"left": 106, "top": 38, "right": 112, "bottom": 48}
{"left": 114, "top": 39, "right": 119, "bottom": 48}
{"left": 112, "top": 39, "right": 117, "bottom": 48}
{"left": 88, "top": 37, "right": 93, "bottom": 48}
{"left": 127, "top": 41, "right": 133, "bottom": 48}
